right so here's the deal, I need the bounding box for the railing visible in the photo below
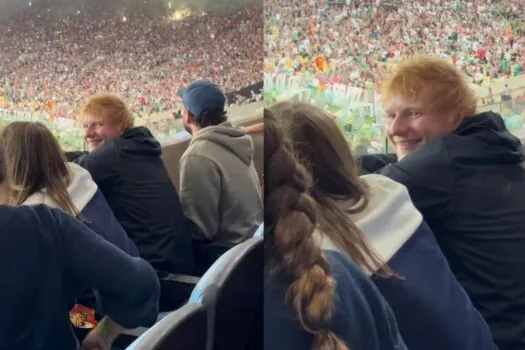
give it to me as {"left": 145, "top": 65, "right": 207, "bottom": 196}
{"left": 0, "top": 109, "right": 183, "bottom": 152}
{"left": 0, "top": 81, "right": 263, "bottom": 152}
{"left": 264, "top": 73, "right": 388, "bottom": 153}
{"left": 0, "top": 101, "right": 264, "bottom": 152}
{"left": 481, "top": 90, "right": 525, "bottom": 142}
{"left": 0, "top": 109, "right": 85, "bottom": 151}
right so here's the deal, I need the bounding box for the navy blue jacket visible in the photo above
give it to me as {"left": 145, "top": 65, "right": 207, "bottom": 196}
{"left": 22, "top": 162, "right": 139, "bottom": 257}
{"left": 319, "top": 174, "right": 496, "bottom": 350}
{"left": 374, "top": 221, "right": 496, "bottom": 349}
{"left": 0, "top": 205, "right": 160, "bottom": 350}
{"left": 82, "top": 190, "right": 139, "bottom": 256}
{"left": 265, "top": 250, "right": 407, "bottom": 350}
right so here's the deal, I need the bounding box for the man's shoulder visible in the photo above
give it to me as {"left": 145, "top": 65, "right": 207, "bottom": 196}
{"left": 372, "top": 139, "right": 456, "bottom": 195}
{"left": 391, "top": 138, "right": 452, "bottom": 173}
{"left": 359, "top": 153, "right": 398, "bottom": 174}
{"left": 181, "top": 141, "right": 220, "bottom": 164}
{"left": 2, "top": 204, "right": 65, "bottom": 236}
{"left": 89, "top": 140, "right": 121, "bottom": 161}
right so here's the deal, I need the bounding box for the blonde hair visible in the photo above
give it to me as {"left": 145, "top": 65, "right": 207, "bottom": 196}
{"left": 0, "top": 122, "right": 81, "bottom": 217}
{"left": 78, "top": 93, "right": 134, "bottom": 129}
{"left": 382, "top": 55, "right": 477, "bottom": 117}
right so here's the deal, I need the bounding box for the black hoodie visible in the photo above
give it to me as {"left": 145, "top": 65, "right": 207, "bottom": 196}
{"left": 359, "top": 112, "right": 525, "bottom": 349}
{"left": 68, "top": 127, "right": 195, "bottom": 275}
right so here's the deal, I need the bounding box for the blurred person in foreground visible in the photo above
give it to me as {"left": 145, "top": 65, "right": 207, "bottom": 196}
{"left": 0, "top": 121, "right": 141, "bottom": 339}
{"left": 67, "top": 93, "right": 194, "bottom": 275}
{"left": 263, "top": 108, "right": 407, "bottom": 350}
{"left": 0, "top": 141, "right": 160, "bottom": 349}
{"left": 360, "top": 55, "right": 525, "bottom": 349}
{"left": 178, "top": 81, "right": 262, "bottom": 251}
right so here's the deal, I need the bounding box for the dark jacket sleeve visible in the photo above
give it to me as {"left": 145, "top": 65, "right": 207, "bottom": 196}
{"left": 65, "top": 151, "right": 89, "bottom": 162}
{"left": 72, "top": 146, "right": 120, "bottom": 188}
{"left": 358, "top": 153, "right": 398, "bottom": 174}
{"left": 377, "top": 142, "right": 454, "bottom": 222}
{"left": 53, "top": 208, "right": 160, "bottom": 328}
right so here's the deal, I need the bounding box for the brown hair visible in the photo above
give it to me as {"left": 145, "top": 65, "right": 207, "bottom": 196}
{"left": 381, "top": 55, "right": 477, "bottom": 118}
{"left": 264, "top": 108, "right": 348, "bottom": 350}
{"left": 270, "top": 101, "right": 392, "bottom": 277}
{"left": 78, "top": 93, "right": 134, "bottom": 129}
{"left": 0, "top": 144, "right": 9, "bottom": 204}
{"left": 0, "top": 122, "right": 81, "bottom": 217}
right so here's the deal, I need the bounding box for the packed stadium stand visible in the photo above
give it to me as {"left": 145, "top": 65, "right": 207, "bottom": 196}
{"left": 265, "top": 0, "right": 524, "bottom": 90}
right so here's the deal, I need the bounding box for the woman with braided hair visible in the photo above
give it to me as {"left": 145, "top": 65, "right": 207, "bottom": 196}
{"left": 263, "top": 108, "right": 406, "bottom": 350}
{"left": 269, "top": 101, "right": 496, "bottom": 350}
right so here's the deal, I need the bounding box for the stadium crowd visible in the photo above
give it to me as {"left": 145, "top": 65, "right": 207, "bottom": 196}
{"left": 0, "top": 4, "right": 263, "bottom": 119}
{"left": 265, "top": 0, "right": 525, "bottom": 92}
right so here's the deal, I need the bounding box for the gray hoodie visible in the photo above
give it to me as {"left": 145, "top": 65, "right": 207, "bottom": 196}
{"left": 180, "top": 121, "right": 263, "bottom": 244}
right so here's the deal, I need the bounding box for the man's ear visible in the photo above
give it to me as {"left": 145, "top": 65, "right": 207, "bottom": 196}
{"left": 451, "top": 112, "right": 464, "bottom": 129}
{"left": 183, "top": 109, "right": 192, "bottom": 124}
{"left": 117, "top": 122, "right": 127, "bottom": 133}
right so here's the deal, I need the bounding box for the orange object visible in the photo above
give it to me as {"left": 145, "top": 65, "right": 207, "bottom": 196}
{"left": 70, "top": 304, "right": 97, "bottom": 329}
{"left": 315, "top": 57, "right": 327, "bottom": 71}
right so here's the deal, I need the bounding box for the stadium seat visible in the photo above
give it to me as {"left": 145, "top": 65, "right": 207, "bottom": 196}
{"left": 154, "top": 224, "right": 265, "bottom": 312}
{"left": 192, "top": 241, "right": 237, "bottom": 276}
{"left": 189, "top": 235, "right": 263, "bottom": 350}
{"left": 125, "top": 303, "right": 207, "bottom": 350}
{"left": 192, "top": 224, "right": 265, "bottom": 275}
{"left": 253, "top": 223, "right": 264, "bottom": 237}
{"left": 157, "top": 271, "right": 201, "bottom": 311}
{"left": 245, "top": 297, "right": 263, "bottom": 350}
{"left": 118, "top": 230, "right": 262, "bottom": 345}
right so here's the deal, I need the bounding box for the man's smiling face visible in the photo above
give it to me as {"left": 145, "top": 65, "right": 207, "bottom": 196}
{"left": 82, "top": 114, "right": 124, "bottom": 152}
{"left": 384, "top": 95, "right": 461, "bottom": 160}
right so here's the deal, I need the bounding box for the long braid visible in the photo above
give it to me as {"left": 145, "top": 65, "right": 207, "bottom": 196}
{"left": 269, "top": 101, "right": 394, "bottom": 277}
{"left": 264, "top": 109, "right": 348, "bottom": 350}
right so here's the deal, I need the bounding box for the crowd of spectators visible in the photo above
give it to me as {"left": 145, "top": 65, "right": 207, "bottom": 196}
{"left": 0, "top": 3, "right": 263, "bottom": 119}
{"left": 265, "top": 0, "right": 525, "bottom": 93}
